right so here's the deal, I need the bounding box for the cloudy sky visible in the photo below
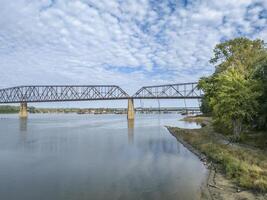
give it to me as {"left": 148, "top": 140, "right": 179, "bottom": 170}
{"left": 0, "top": 0, "right": 266, "bottom": 107}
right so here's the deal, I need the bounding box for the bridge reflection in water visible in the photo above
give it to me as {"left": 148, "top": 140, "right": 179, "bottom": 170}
{"left": 19, "top": 118, "right": 28, "bottom": 132}
{"left": 127, "top": 119, "right": 134, "bottom": 144}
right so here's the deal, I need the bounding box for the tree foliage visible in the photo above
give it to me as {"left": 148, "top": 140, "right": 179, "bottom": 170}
{"left": 198, "top": 37, "right": 267, "bottom": 137}
{"left": 254, "top": 52, "right": 267, "bottom": 129}
{"left": 210, "top": 37, "right": 265, "bottom": 76}
{"left": 211, "top": 68, "right": 260, "bottom": 136}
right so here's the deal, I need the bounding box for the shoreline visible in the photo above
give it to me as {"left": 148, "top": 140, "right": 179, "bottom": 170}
{"left": 167, "top": 126, "right": 213, "bottom": 200}
{"left": 167, "top": 117, "right": 267, "bottom": 200}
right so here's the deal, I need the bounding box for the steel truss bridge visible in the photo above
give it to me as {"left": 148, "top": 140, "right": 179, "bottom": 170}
{"left": 133, "top": 82, "right": 201, "bottom": 99}
{"left": 0, "top": 82, "right": 203, "bottom": 119}
{"left": 0, "top": 82, "right": 202, "bottom": 103}
{"left": 0, "top": 85, "right": 129, "bottom": 103}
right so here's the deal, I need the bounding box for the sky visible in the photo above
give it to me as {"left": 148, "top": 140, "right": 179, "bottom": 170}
{"left": 0, "top": 0, "right": 266, "bottom": 108}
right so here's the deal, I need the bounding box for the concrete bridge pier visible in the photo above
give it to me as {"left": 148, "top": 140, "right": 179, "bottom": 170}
{"left": 127, "top": 98, "right": 135, "bottom": 120}
{"left": 19, "top": 102, "right": 28, "bottom": 118}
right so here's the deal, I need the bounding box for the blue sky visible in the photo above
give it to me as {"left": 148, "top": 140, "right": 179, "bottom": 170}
{"left": 0, "top": 0, "right": 266, "bottom": 107}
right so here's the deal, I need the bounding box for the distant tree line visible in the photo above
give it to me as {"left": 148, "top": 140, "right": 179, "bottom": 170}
{"left": 198, "top": 37, "right": 267, "bottom": 138}
{"left": 0, "top": 105, "right": 38, "bottom": 113}
{"left": 0, "top": 105, "right": 20, "bottom": 113}
{"left": 0, "top": 106, "right": 127, "bottom": 114}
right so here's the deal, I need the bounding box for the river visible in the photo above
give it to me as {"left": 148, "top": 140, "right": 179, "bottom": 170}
{"left": 0, "top": 114, "right": 207, "bottom": 200}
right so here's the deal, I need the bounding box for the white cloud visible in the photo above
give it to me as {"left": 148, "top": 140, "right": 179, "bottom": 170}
{"left": 0, "top": 0, "right": 266, "bottom": 94}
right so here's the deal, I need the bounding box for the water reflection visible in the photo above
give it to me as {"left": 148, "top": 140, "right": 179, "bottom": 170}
{"left": 19, "top": 118, "right": 28, "bottom": 143}
{"left": 127, "top": 119, "right": 134, "bottom": 144}
{"left": 19, "top": 118, "right": 28, "bottom": 132}
{"left": 0, "top": 114, "right": 206, "bottom": 200}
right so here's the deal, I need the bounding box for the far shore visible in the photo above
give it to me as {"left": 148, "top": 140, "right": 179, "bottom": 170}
{"left": 0, "top": 105, "right": 199, "bottom": 115}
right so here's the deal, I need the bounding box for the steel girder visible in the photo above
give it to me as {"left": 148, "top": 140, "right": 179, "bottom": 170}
{"left": 0, "top": 85, "right": 129, "bottom": 103}
{"left": 0, "top": 83, "right": 202, "bottom": 103}
{"left": 133, "top": 82, "right": 202, "bottom": 99}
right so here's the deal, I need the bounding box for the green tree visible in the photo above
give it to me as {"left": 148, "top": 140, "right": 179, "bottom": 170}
{"left": 198, "top": 37, "right": 266, "bottom": 136}
{"left": 210, "top": 37, "right": 265, "bottom": 76}
{"left": 199, "top": 96, "right": 212, "bottom": 115}
{"left": 254, "top": 52, "right": 267, "bottom": 129}
{"left": 198, "top": 76, "right": 217, "bottom": 114}
{"left": 210, "top": 68, "right": 260, "bottom": 137}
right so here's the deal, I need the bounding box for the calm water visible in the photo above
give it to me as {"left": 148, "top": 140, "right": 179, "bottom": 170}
{"left": 0, "top": 114, "right": 207, "bottom": 200}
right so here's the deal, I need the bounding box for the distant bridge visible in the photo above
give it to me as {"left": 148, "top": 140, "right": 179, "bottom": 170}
{"left": 135, "top": 107, "right": 201, "bottom": 113}
{"left": 0, "top": 82, "right": 203, "bottom": 119}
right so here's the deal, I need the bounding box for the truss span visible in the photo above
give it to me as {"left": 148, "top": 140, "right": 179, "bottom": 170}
{"left": 0, "top": 82, "right": 203, "bottom": 103}
{"left": 0, "top": 85, "right": 129, "bottom": 103}
{"left": 133, "top": 82, "right": 202, "bottom": 99}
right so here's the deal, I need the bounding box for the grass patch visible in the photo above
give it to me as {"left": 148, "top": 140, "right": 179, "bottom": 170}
{"left": 170, "top": 125, "right": 267, "bottom": 193}
{"left": 181, "top": 115, "right": 211, "bottom": 126}
{"left": 239, "top": 131, "right": 267, "bottom": 150}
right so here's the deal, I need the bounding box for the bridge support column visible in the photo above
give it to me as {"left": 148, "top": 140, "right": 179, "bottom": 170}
{"left": 127, "top": 98, "right": 135, "bottom": 120}
{"left": 19, "top": 102, "right": 28, "bottom": 118}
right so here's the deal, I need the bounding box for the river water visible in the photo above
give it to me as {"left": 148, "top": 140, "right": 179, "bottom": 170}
{"left": 0, "top": 114, "right": 207, "bottom": 200}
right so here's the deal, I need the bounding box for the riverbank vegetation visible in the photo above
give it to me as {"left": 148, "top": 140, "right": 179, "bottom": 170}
{"left": 169, "top": 120, "right": 267, "bottom": 193}
{"left": 198, "top": 37, "right": 267, "bottom": 139}
{"left": 0, "top": 105, "right": 20, "bottom": 113}
{"left": 179, "top": 37, "right": 267, "bottom": 194}
{"left": 0, "top": 105, "right": 38, "bottom": 113}
{"left": 0, "top": 106, "right": 128, "bottom": 114}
